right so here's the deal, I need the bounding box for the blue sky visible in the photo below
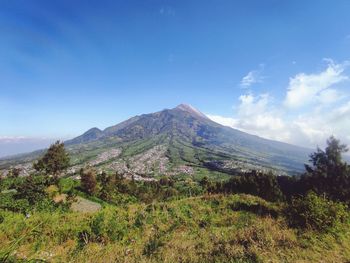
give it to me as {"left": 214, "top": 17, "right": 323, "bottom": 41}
{"left": 1, "top": 0, "right": 350, "bottom": 156}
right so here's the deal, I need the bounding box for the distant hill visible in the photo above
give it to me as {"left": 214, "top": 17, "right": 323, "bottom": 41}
{"left": 0, "top": 104, "right": 311, "bottom": 178}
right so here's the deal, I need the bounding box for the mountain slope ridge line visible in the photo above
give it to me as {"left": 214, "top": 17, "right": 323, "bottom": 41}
{"left": 0, "top": 104, "right": 310, "bottom": 176}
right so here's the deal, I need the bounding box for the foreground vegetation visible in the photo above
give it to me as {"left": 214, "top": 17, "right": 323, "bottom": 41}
{"left": 1, "top": 136, "right": 350, "bottom": 262}
{"left": 1, "top": 194, "right": 350, "bottom": 262}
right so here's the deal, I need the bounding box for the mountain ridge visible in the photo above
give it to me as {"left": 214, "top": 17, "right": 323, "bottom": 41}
{"left": 0, "top": 104, "right": 311, "bottom": 177}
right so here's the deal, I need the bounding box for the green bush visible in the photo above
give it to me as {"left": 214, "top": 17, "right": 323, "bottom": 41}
{"left": 34, "top": 198, "right": 61, "bottom": 212}
{"left": 224, "top": 171, "right": 284, "bottom": 202}
{"left": 58, "top": 178, "right": 78, "bottom": 193}
{"left": 229, "top": 197, "right": 279, "bottom": 218}
{"left": 0, "top": 192, "right": 30, "bottom": 213}
{"left": 78, "top": 209, "right": 129, "bottom": 244}
{"left": 90, "top": 212, "right": 106, "bottom": 243}
{"left": 14, "top": 175, "right": 48, "bottom": 204}
{"left": 285, "top": 192, "right": 349, "bottom": 232}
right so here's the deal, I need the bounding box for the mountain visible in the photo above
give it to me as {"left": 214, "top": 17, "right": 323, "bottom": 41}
{"left": 0, "top": 104, "right": 310, "bottom": 178}
{"left": 67, "top": 127, "right": 103, "bottom": 145}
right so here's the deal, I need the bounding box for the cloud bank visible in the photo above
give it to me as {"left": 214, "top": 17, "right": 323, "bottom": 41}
{"left": 208, "top": 60, "right": 350, "bottom": 149}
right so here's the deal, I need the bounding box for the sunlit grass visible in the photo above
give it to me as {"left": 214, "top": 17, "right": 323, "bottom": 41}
{"left": 1, "top": 194, "right": 349, "bottom": 262}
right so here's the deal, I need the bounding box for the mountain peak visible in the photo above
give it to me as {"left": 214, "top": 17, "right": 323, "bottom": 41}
{"left": 65, "top": 127, "right": 102, "bottom": 145}
{"left": 87, "top": 127, "right": 102, "bottom": 133}
{"left": 175, "top": 103, "right": 192, "bottom": 109}
{"left": 2, "top": 104, "right": 310, "bottom": 176}
{"left": 175, "top": 104, "right": 209, "bottom": 119}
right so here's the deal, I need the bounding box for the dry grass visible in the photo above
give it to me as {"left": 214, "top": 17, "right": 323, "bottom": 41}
{"left": 70, "top": 196, "right": 102, "bottom": 213}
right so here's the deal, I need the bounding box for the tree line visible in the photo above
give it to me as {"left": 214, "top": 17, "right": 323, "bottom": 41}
{"left": 2, "top": 136, "right": 350, "bottom": 204}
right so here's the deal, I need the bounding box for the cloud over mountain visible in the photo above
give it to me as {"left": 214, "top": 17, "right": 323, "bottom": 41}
{"left": 208, "top": 60, "right": 350, "bottom": 149}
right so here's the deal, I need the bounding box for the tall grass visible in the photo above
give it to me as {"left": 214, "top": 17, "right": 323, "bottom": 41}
{"left": 0, "top": 194, "right": 349, "bottom": 262}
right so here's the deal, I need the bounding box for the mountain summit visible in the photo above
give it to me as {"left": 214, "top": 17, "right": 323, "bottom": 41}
{"left": 175, "top": 104, "right": 209, "bottom": 120}
{"left": 1, "top": 104, "right": 310, "bottom": 178}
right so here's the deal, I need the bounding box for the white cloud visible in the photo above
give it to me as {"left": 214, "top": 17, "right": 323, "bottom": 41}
{"left": 208, "top": 99, "right": 350, "bottom": 148}
{"left": 292, "top": 101, "right": 350, "bottom": 147}
{"left": 317, "top": 89, "right": 342, "bottom": 105}
{"left": 284, "top": 59, "right": 348, "bottom": 108}
{"left": 208, "top": 59, "right": 350, "bottom": 149}
{"left": 206, "top": 115, "right": 239, "bottom": 128}
{"left": 208, "top": 93, "right": 290, "bottom": 142}
{"left": 240, "top": 65, "right": 265, "bottom": 87}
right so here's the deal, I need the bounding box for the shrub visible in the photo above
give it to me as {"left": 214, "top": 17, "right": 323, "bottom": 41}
{"left": 45, "top": 185, "right": 59, "bottom": 198}
{"left": 285, "top": 192, "right": 349, "bottom": 232}
{"left": 80, "top": 167, "right": 97, "bottom": 195}
{"left": 90, "top": 212, "right": 106, "bottom": 243}
{"left": 0, "top": 192, "right": 29, "bottom": 213}
{"left": 230, "top": 199, "right": 279, "bottom": 218}
{"left": 58, "top": 178, "right": 78, "bottom": 193}
{"left": 97, "top": 172, "right": 115, "bottom": 201}
{"left": 34, "top": 197, "right": 59, "bottom": 212}
{"left": 225, "top": 171, "right": 283, "bottom": 202}
{"left": 77, "top": 209, "right": 129, "bottom": 244}
{"left": 15, "top": 175, "right": 48, "bottom": 204}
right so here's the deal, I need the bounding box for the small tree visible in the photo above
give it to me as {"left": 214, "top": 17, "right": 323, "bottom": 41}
{"left": 80, "top": 167, "right": 97, "bottom": 195}
{"left": 303, "top": 136, "right": 350, "bottom": 202}
{"left": 15, "top": 175, "right": 48, "bottom": 205}
{"left": 305, "top": 136, "right": 348, "bottom": 174}
{"left": 98, "top": 171, "right": 115, "bottom": 201}
{"left": 34, "top": 141, "right": 70, "bottom": 177}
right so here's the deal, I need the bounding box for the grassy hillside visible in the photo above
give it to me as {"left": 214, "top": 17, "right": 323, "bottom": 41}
{"left": 1, "top": 130, "right": 349, "bottom": 263}
{"left": 1, "top": 194, "right": 350, "bottom": 262}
